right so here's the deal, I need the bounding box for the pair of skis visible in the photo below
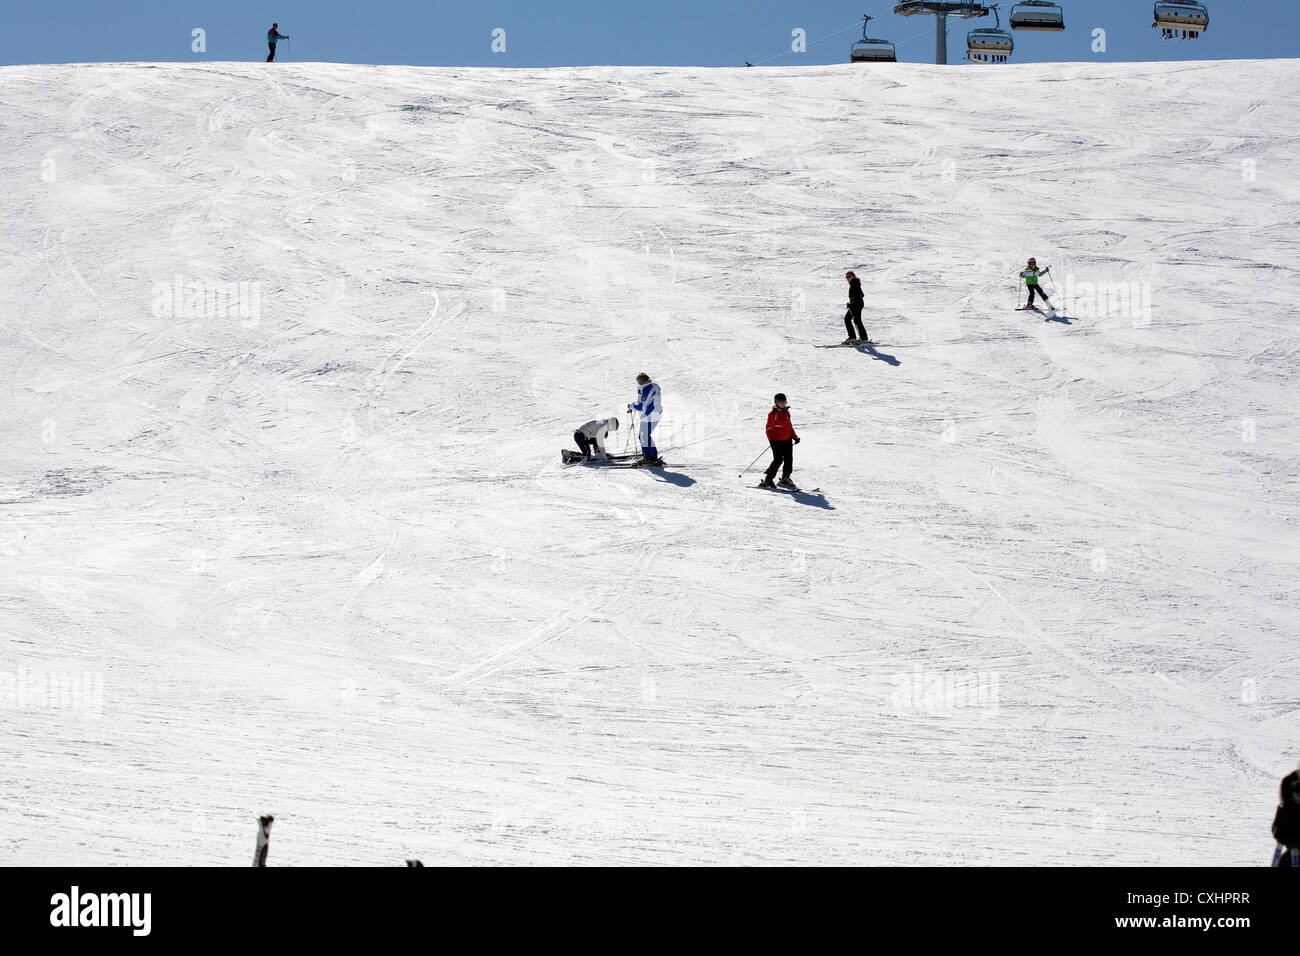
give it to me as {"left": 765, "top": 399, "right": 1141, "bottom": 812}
{"left": 815, "top": 339, "right": 879, "bottom": 349}
{"left": 561, "top": 449, "right": 633, "bottom": 464}
{"left": 598, "top": 459, "right": 671, "bottom": 469}
{"left": 560, "top": 450, "right": 669, "bottom": 468}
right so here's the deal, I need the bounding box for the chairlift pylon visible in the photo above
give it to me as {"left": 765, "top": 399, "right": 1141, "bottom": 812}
{"left": 892, "top": 3, "right": 994, "bottom": 66}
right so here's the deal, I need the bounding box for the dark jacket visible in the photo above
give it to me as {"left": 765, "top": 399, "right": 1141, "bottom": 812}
{"left": 848, "top": 277, "right": 864, "bottom": 307}
{"left": 842, "top": 277, "right": 863, "bottom": 306}
{"left": 1274, "top": 770, "right": 1300, "bottom": 848}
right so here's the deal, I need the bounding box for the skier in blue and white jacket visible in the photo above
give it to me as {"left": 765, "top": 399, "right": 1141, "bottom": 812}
{"left": 627, "top": 372, "right": 663, "bottom": 467}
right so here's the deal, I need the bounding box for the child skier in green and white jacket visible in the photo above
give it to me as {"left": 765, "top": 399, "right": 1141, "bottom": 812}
{"left": 1019, "top": 258, "right": 1052, "bottom": 309}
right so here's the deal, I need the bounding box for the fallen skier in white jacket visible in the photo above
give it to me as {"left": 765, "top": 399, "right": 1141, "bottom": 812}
{"left": 573, "top": 417, "right": 620, "bottom": 460}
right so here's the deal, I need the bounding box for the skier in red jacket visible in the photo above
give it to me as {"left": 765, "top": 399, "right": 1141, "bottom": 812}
{"left": 758, "top": 393, "right": 800, "bottom": 489}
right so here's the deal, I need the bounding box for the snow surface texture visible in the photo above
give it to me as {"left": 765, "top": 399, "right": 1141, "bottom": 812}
{"left": 2, "top": 60, "right": 1298, "bottom": 866}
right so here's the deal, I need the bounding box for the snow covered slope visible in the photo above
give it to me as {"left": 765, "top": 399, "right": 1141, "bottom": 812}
{"left": 2, "top": 59, "right": 1297, "bottom": 865}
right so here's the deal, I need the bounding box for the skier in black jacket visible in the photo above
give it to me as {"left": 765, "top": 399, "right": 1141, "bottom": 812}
{"left": 844, "top": 271, "right": 869, "bottom": 344}
{"left": 1273, "top": 764, "right": 1300, "bottom": 866}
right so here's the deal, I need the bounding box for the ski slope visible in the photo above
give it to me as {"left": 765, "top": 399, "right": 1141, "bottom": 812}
{"left": 2, "top": 58, "right": 1298, "bottom": 866}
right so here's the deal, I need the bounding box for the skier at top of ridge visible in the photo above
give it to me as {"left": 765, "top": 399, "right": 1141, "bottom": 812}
{"left": 1018, "top": 257, "right": 1052, "bottom": 311}
{"left": 267, "top": 23, "right": 289, "bottom": 62}
{"left": 627, "top": 373, "right": 663, "bottom": 468}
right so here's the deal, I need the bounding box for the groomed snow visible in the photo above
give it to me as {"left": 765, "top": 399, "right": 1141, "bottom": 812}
{"left": 1, "top": 59, "right": 1297, "bottom": 865}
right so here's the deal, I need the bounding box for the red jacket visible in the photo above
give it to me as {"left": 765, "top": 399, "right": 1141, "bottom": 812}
{"left": 765, "top": 406, "right": 798, "bottom": 442}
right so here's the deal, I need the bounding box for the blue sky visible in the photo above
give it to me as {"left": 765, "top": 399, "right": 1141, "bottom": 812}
{"left": 0, "top": 0, "right": 1291, "bottom": 67}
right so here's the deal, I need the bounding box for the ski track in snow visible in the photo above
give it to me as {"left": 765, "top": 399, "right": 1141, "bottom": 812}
{"left": 1, "top": 60, "right": 1298, "bottom": 865}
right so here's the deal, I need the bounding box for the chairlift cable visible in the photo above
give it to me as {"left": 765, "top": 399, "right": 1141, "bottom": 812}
{"left": 747, "top": 6, "right": 896, "bottom": 66}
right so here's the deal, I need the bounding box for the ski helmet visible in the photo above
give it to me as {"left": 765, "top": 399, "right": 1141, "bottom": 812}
{"left": 774, "top": 393, "right": 787, "bottom": 403}
{"left": 608, "top": 416, "right": 619, "bottom": 431}
{"left": 1028, "top": 257, "right": 1036, "bottom": 265}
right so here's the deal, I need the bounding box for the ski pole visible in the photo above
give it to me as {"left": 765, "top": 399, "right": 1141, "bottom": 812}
{"left": 739, "top": 446, "right": 769, "bottom": 479}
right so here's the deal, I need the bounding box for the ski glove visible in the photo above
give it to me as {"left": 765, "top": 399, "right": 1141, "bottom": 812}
{"left": 794, "top": 437, "right": 801, "bottom": 444}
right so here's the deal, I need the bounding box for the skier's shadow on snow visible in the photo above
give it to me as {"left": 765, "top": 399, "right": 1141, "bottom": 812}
{"left": 1044, "top": 312, "right": 1073, "bottom": 325}
{"left": 789, "top": 489, "right": 833, "bottom": 510}
{"left": 644, "top": 468, "right": 696, "bottom": 488}
{"left": 859, "top": 344, "right": 901, "bottom": 366}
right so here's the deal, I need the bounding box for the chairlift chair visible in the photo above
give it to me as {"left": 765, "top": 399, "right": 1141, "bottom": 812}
{"left": 1009, "top": 0, "right": 1065, "bottom": 31}
{"left": 1153, "top": 1, "right": 1209, "bottom": 37}
{"left": 967, "top": 5, "right": 1014, "bottom": 62}
{"left": 850, "top": 15, "right": 898, "bottom": 62}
